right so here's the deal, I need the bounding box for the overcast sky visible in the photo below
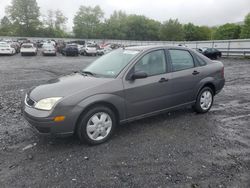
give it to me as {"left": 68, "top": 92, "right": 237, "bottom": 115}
{"left": 1, "top": 0, "right": 250, "bottom": 30}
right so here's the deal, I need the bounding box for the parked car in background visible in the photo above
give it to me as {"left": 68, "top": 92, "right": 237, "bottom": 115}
{"left": 23, "top": 46, "right": 225, "bottom": 145}
{"left": 178, "top": 44, "right": 188, "bottom": 47}
{"left": 109, "top": 43, "right": 122, "bottom": 49}
{"left": 62, "top": 44, "right": 79, "bottom": 56}
{"left": 17, "top": 38, "right": 29, "bottom": 45}
{"left": 36, "top": 40, "right": 45, "bottom": 48}
{"left": 69, "top": 40, "right": 85, "bottom": 46}
{"left": 96, "top": 45, "right": 112, "bottom": 56}
{"left": 0, "top": 42, "right": 16, "bottom": 55}
{"left": 80, "top": 44, "right": 97, "bottom": 56}
{"left": 20, "top": 43, "right": 37, "bottom": 56}
{"left": 198, "top": 48, "right": 222, "bottom": 59}
{"left": 46, "top": 40, "right": 56, "bottom": 47}
{"left": 96, "top": 46, "right": 105, "bottom": 56}
{"left": 42, "top": 44, "right": 57, "bottom": 56}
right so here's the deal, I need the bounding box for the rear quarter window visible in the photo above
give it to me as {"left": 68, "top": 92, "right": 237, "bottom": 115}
{"left": 195, "top": 54, "right": 207, "bottom": 66}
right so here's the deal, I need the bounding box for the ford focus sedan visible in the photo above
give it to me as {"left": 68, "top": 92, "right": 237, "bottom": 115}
{"left": 22, "top": 46, "right": 225, "bottom": 145}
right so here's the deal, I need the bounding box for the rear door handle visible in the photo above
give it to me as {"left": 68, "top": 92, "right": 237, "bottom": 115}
{"left": 192, "top": 70, "right": 200, "bottom": 75}
{"left": 159, "top": 78, "right": 169, "bottom": 83}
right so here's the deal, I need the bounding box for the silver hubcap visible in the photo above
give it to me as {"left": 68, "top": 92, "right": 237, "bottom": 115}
{"left": 200, "top": 90, "right": 213, "bottom": 110}
{"left": 86, "top": 112, "right": 112, "bottom": 141}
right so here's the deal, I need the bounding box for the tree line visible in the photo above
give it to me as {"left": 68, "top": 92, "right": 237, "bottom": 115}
{"left": 1, "top": 0, "right": 250, "bottom": 41}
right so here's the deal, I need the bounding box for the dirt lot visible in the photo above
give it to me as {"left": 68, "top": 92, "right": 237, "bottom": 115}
{"left": 0, "top": 53, "right": 249, "bottom": 188}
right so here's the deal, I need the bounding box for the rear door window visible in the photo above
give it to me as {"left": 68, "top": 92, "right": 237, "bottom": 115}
{"left": 169, "top": 50, "right": 194, "bottom": 72}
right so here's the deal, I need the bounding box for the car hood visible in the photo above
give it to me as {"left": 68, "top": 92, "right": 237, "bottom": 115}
{"left": 29, "top": 73, "right": 112, "bottom": 101}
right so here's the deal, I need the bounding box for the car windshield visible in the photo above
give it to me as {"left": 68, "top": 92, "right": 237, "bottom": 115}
{"left": 82, "top": 48, "right": 139, "bottom": 78}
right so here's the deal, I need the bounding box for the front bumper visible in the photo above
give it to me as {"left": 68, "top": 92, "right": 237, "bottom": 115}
{"left": 22, "top": 105, "right": 76, "bottom": 136}
{"left": 0, "top": 50, "right": 12, "bottom": 54}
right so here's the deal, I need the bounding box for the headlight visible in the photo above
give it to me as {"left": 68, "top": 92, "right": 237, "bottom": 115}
{"left": 34, "top": 97, "right": 62, "bottom": 111}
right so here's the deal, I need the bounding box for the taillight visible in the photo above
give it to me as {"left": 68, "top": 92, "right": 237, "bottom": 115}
{"left": 221, "top": 67, "right": 224, "bottom": 78}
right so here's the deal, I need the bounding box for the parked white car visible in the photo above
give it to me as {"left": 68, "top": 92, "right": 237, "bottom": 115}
{"left": 20, "top": 43, "right": 37, "bottom": 56}
{"left": 80, "top": 44, "right": 97, "bottom": 56}
{"left": 42, "top": 44, "right": 56, "bottom": 56}
{"left": 0, "top": 42, "right": 16, "bottom": 55}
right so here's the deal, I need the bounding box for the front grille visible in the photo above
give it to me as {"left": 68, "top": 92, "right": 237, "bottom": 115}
{"left": 26, "top": 95, "right": 35, "bottom": 107}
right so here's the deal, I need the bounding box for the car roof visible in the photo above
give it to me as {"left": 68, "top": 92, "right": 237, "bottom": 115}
{"left": 125, "top": 45, "right": 190, "bottom": 51}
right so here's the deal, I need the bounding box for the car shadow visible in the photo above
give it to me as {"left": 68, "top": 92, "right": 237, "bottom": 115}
{"left": 34, "top": 107, "right": 196, "bottom": 148}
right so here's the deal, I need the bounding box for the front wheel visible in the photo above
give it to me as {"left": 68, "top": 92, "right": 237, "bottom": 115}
{"left": 77, "top": 106, "right": 117, "bottom": 145}
{"left": 193, "top": 87, "right": 214, "bottom": 113}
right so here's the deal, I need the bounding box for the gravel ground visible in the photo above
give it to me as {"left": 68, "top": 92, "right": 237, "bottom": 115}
{"left": 0, "top": 53, "right": 249, "bottom": 188}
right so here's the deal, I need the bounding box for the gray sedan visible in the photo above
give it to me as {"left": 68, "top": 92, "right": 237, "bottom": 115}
{"left": 22, "top": 46, "right": 225, "bottom": 145}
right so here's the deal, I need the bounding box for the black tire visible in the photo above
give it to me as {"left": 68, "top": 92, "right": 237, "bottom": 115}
{"left": 77, "top": 106, "right": 117, "bottom": 145}
{"left": 193, "top": 87, "right": 214, "bottom": 114}
{"left": 21, "top": 53, "right": 24, "bottom": 56}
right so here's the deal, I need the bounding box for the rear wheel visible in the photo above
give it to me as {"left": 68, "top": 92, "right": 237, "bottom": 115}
{"left": 77, "top": 106, "right": 117, "bottom": 145}
{"left": 193, "top": 87, "right": 214, "bottom": 113}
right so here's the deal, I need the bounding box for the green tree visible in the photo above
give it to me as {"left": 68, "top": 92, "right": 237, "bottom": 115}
{"left": 183, "top": 23, "right": 211, "bottom": 41}
{"left": 213, "top": 23, "right": 241, "bottom": 40}
{"left": 240, "top": 13, "right": 250, "bottom": 39}
{"left": 103, "top": 10, "right": 128, "bottom": 39}
{"left": 43, "top": 9, "right": 68, "bottom": 37}
{"left": 197, "top": 26, "right": 212, "bottom": 40}
{"left": 73, "top": 5, "right": 104, "bottom": 38}
{"left": 144, "top": 18, "right": 161, "bottom": 41}
{"left": 124, "top": 15, "right": 160, "bottom": 40}
{"left": 6, "top": 0, "right": 41, "bottom": 36}
{"left": 0, "top": 16, "right": 13, "bottom": 36}
{"left": 183, "top": 23, "right": 199, "bottom": 41}
{"left": 159, "top": 19, "right": 184, "bottom": 41}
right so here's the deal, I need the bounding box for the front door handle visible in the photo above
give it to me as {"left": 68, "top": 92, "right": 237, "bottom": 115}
{"left": 192, "top": 70, "right": 200, "bottom": 75}
{"left": 159, "top": 77, "right": 169, "bottom": 83}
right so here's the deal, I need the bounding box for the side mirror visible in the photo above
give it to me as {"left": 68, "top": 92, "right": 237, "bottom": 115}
{"left": 130, "top": 71, "right": 148, "bottom": 80}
